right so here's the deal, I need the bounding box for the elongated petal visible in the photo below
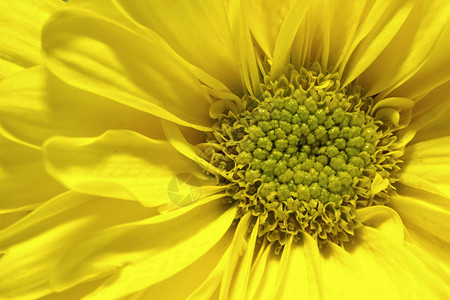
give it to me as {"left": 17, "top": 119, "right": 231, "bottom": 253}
{"left": 114, "top": 0, "right": 242, "bottom": 92}
{"left": 0, "top": 192, "right": 156, "bottom": 299}
{"left": 0, "top": 0, "right": 63, "bottom": 79}
{"left": 276, "top": 234, "right": 323, "bottom": 299}
{"left": 42, "top": 6, "right": 212, "bottom": 130}
{"left": 43, "top": 130, "right": 210, "bottom": 207}
{"left": 356, "top": 0, "right": 450, "bottom": 96}
{"left": 0, "top": 66, "right": 164, "bottom": 148}
{"left": 244, "top": 0, "right": 294, "bottom": 59}
{"left": 345, "top": 226, "right": 448, "bottom": 298}
{"left": 51, "top": 199, "right": 236, "bottom": 298}
{"left": 395, "top": 81, "right": 450, "bottom": 148}
{"left": 389, "top": 185, "right": 450, "bottom": 264}
{"left": 342, "top": 0, "right": 415, "bottom": 87}
{"left": 271, "top": 0, "right": 312, "bottom": 79}
{"left": 409, "top": 81, "right": 450, "bottom": 143}
{"left": 0, "top": 134, "right": 65, "bottom": 213}
{"left": 389, "top": 24, "right": 450, "bottom": 99}
{"left": 399, "top": 136, "right": 450, "bottom": 199}
{"left": 94, "top": 229, "right": 234, "bottom": 300}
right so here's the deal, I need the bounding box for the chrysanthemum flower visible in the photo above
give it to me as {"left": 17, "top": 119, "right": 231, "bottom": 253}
{"left": 1, "top": 0, "right": 450, "bottom": 299}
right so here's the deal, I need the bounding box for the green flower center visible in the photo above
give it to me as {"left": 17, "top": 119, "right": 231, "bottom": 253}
{"left": 203, "top": 63, "right": 400, "bottom": 250}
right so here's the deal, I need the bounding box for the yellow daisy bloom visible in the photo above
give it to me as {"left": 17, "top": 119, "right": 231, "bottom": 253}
{"left": 1, "top": 0, "right": 450, "bottom": 299}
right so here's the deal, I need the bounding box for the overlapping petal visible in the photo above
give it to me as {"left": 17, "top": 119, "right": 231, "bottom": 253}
{"left": 42, "top": 4, "right": 212, "bottom": 130}
{"left": 43, "top": 130, "right": 216, "bottom": 207}
{"left": 0, "top": 134, "right": 65, "bottom": 213}
{"left": 399, "top": 136, "right": 450, "bottom": 199}
{"left": 0, "top": 66, "right": 165, "bottom": 148}
{"left": 50, "top": 199, "right": 236, "bottom": 298}
{"left": 0, "top": 0, "right": 63, "bottom": 79}
{"left": 114, "top": 0, "right": 242, "bottom": 93}
{"left": 0, "top": 192, "right": 157, "bottom": 299}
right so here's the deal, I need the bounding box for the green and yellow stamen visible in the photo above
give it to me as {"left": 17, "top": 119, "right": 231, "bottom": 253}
{"left": 202, "top": 63, "right": 402, "bottom": 250}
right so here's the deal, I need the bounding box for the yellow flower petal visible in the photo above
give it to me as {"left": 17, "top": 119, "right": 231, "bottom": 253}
{"left": 356, "top": 0, "right": 450, "bottom": 96}
{"left": 0, "top": 0, "right": 63, "bottom": 79}
{"left": 345, "top": 226, "right": 448, "bottom": 298}
{"left": 0, "top": 134, "right": 65, "bottom": 213}
{"left": 229, "top": 218, "right": 259, "bottom": 299}
{"left": 395, "top": 81, "right": 450, "bottom": 148}
{"left": 219, "top": 213, "right": 252, "bottom": 299}
{"left": 42, "top": 6, "right": 212, "bottom": 130}
{"left": 114, "top": 0, "right": 242, "bottom": 92}
{"left": 276, "top": 233, "right": 323, "bottom": 299}
{"left": 0, "top": 192, "right": 156, "bottom": 300}
{"left": 356, "top": 205, "right": 404, "bottom": 244}
{"left": 187, "top": 245, "right": 232, "bottom": 299}
{"left": 390, "top": 185, "right": 450, "bottom": 263}
{"left": 389, "top": 24, "right": 450, "bottom": 99}
{"left": 43, "top": 130, "right": 209, "bottom": 207}
{"left": 0, "top": 66, "right": 165, "bottom": 148}
{"left": 98, "top": 227, "right": 234, "bottom": 300}
{"left": 271, "top": 0, "right": 312, "bottom": 79}
{"left": 246, "top": 243, "right": 272, "bottom": 299}
{"left": 0, "top": 211, "right": 27, "bottom": 232}
{"left": 399, "top": 136, "right": 450, "bottom": 199}
{"left": 51, "top": 199, "right": 236, "bottom": 298}
{"left": 342, "top": 0, "right": 414, "bottom": 88}
{"left": 244, "top": 0, "right": 294, "bottom": 59}
{"left": 410, "top": 81, "right": 450, "bottom": 143}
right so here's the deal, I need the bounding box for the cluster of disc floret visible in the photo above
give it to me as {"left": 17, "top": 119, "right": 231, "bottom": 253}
{"left": 202, "top": 64, "right": 400, "bottom": 249}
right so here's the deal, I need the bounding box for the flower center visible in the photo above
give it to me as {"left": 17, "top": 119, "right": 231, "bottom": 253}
{"left": 202, "top": 63, "right": 400, "bottom": 250}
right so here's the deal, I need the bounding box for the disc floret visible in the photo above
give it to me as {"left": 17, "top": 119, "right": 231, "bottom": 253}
{"left": 203, "top": 64, "right": 399, "bottom": 248}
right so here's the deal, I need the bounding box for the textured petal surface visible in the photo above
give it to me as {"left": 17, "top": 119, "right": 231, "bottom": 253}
{"left": 0, "top": 134, "right": 65, "bottom": 213}
{"left": 356, "top": 0, "right": 450, "bottom": 96}
{"left": 0, "top": 66, "right": 164, "bottom": 148}
{"left": 51, "top": 199, "right": 236, "bottom": 298}
{"left": 42, "top": 5, "right": 212, "bottom": 130}
{"left": 390, "top": 185, "right": 450, "bottom": 264}
{"left": 114, "top": 0, "right": 242, "bottom": 92}
{"left": 399, "top": 136, "right": 450, "bottom": 199}
{"left": 0, "top": 0, "right": 63, "bottom": 78}
{"left": 129, "top": 229, "right": 233, "bottom": 300}
{"left": 341, "top": 0, "right": 414, "bottom": 87}
{"left": 43, "top": 130, "right": 207, "bottom": 207}
{"left": 0, "top": 192, "right": 156, "bottom": 299}
{"left": 244, "top": 0, "right": 294, "bottom": 58}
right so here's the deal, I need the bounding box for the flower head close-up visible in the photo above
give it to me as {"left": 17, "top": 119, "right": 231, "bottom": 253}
{"left": 1, "top": 0, "right": 450, "bottom": 299}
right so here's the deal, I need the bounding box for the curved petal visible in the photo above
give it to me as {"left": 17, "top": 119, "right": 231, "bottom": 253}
{"left": 341, "top": 0, "right": 415, "bottom": 88}
{"left": 389, "top": 24, "right": 450, "bottom": 99}
{"left": 389, "top": 185, "right": 450, "bottom": 264}
{"left": 344, "top": 226, "right": 449, "bottom": 298}
{"left": 0, "top": 192, "right": 156, "bottom": 300}
{"left": 0, "top": 134, "right": 65, "bottom": 213}
{"left": 399, "top": 136, "right": 450, "bottom": 199}
{"left": 355, "top": 0, "right": 450, "bottom": 96}
{"left": 271, "top": 0, "right": 312, "bottom": 79}
{"left": 394, "top": 81, "right": 450, "bottom": 148}
{"left": 43, "top": 130, "right": 213, "bottom": 207}
{"left": 91, "top": 228, "right": 234, "bottom": 300}
{"left": 276, "top": 233, "right": 323, "bottom": 299}
{"left": 113, "top": 0, "right": 242, "bottom": 92}
{"left": 409, "top": 81, "right": 450, "bottom": 144}
{"left": 50, "top": 199, "right": 237, "bottom": 297}
{"left": 42, "top": 6, "right": 212, "bottom": 130}
{"left": 218, "top": 213, "right": 255, "bottom": 299}
{"left": 244, "top": 0, "right": 295, "bottom": 59}
{"left": 0, "top": 66, "right": 164, "bottom": 148}
{"left": 0, "top": 0, "right": 63, "bottom": 79}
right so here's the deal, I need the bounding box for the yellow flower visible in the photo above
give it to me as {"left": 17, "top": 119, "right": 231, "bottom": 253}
{"left": 1, "top": 0, "right": 450, "bottom": 299}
